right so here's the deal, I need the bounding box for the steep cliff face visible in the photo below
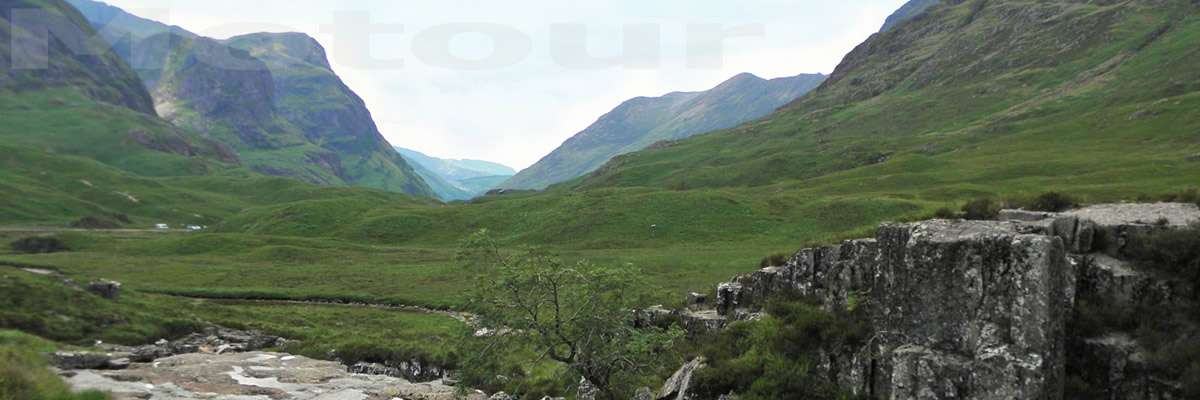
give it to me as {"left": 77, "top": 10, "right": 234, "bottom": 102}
{"left": 63, "top": 0, "right": 433, "bottom": 196}
{"left": 225, "top": 32, "right": 432, "bottom": 196}
{"left": 1, "top": 0, "right": 154, "bottom": 114}
{"left": 502, "top": 72, "right": 825, "bottom": 190}
{"left": 702, "top": 203, "right": 1200, "bottom": 399}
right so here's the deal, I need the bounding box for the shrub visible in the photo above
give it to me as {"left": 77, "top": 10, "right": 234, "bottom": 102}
{"left": 1028, "top": 192, "right": 1077, "bottom": 212}
{"left": 69, "top": 216, "right": 121, "bottom": 230}
{"left": 1124, "top": 225, "right": 1200, "bottom": 299}
{"left": 961, "top": 198, "right": 1001, "bottom": 220}
{"left": 759, "top": 253, "right": 789, "bottom": 268}
{"left": 9, "top": 237, "right": 68, "bottom": 254}
{"left": 933, "top": 207, "right": 958, "bottom": 219}
{"left": 690, "top": 292, "right": 868, "bottom": 400}
{"left": 0, "top": 342, "right": 109, "bottom": 400}
{"left": 1161, "top": 188, "right": 1200, "bottom": 206}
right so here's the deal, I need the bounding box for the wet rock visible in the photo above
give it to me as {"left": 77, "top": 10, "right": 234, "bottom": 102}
{"left": 659, "top": 357, "right": 705, "bottom": 400}
{"left": 85, "top": 280, "right": 121, "bottom": 300}
{"left": 489, "top": 392, "right": 516, "bottom": 400}
{"left": 65, "top": 351, "right": 482, "bottom": 400}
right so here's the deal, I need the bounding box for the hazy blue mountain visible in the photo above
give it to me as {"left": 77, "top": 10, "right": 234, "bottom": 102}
{"left": 501, "top": 72, "right": 826, "bottom": 190}
{"left": 396, "top": 147, "right": 515, "bottom": 200}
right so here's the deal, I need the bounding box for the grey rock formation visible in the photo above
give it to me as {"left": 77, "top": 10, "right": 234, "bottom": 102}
{"left": 52, "top": 352, "right": 118, "bottom": 370}
{"left": 658, "top": 357, "right": 705, "bottom": 400}
{"left": 489, "top": 392, "right": 516, "bottom": 400}
{"left": 633, "top": 387, "right": 655, "bottom": 400}
{"left": 715, "top": 219, "right": 1075, "bottom": 399}
{"left": 578, "top": 377, "right": 600, "bottom": 400}
{"left": 65, "top": 351, "right": 482, "bottom": 400}
{"left": 348, "top": 359, "right": 446, "bottom": 383}
{"left": 85, "top": 279, "right": 121, "bottom": 299}
{"left": 698, "top": 203, "right": 1200, "bottom": 399}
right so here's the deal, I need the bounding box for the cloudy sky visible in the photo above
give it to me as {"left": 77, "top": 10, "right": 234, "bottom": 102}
{"left": 99, "top": 0, "right": 907, "bottom": 170}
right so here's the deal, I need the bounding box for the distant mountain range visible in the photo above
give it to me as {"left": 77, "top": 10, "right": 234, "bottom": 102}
{"left": 395, "top": 147, "right": 515, "bottom": 201}
{"left": 64, "top": 0, "right": 434, "bottom": 197}
{"left": 501, "top": 72, "right": 827, "bottom": 190}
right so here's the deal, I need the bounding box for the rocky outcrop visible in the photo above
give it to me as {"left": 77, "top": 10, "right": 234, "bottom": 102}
{"left": 85, "top": 279, "right": 121, "bottom": 299}
{"left": 702, "top": 203, "right": 1200, "bottom": 400}
{"left": 64, "top": 351, "right": 483, "bottom": 400}
{"left": 347, "top": 358, "right": 446, "bottom": 383}
{"left": 78, "top": 327, "right": 287, "bottom": 366}
{"left": 659, "top": 358, "right": 705, "bottom": 400}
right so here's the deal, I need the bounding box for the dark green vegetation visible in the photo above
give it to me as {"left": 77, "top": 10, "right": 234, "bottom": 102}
{"left": 9, "top": 236, "right": 67, "bottom": 254}
{"left": 502, "top": 72, "right": 826, "bottom": 190}
{"left": 1067, "top": 226, "right": 1200, "bottom": 399}
{"left": 0, "top": 262, "right": 462, "bottom": 368}
{"left": 690, "top": 293, "right": 869, "bottom": 400}
{"left": 395, "top": 147, "right": 516, "bottom": 201}
{"left": 456, "top": 231, "right": 682, "bottom": 400}
{"left": 0, "top": 331, "right": 108, "bottom": 400}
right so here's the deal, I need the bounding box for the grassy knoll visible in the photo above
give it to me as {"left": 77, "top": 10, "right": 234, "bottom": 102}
{"left": 0, "top": 330, "right": 108, "bottom": 400}
{"left": 0, "top": 266, "right": 463, "bottom": 366}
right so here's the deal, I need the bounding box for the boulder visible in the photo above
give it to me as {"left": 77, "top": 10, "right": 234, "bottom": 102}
{"left": 577, "top": 377, "right": 599, "bottom": 400}
{"left": 633, "top": 387, "right": 654, "bottom": 400}
{"left": 677, "top": 309, "right": 726, "bottom": 337}
{"left": 658, "top": 357, "right": 705, "bottom": 400}
{"left": 685, "top": 292, "right": 708, "bottom": 308}
{"left": 633, "top": 305, "right": 675, "bottom": 328}
{"left": 86, "top": 280, "right": 121, "bottom": 300}
{"left": 52, "top": 352, "right": 113, "bottom": 370}
{"left": 489, "top": 392, "right": 516, "bottom": 400}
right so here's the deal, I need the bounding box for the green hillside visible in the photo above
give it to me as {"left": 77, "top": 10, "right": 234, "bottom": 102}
{"left": 501, "top": 72, "right": 826, "bottom": 190}
{"left": 395, "top": 147, "right": 515, "bottom": 200}
{"left": 575, "top": 0, "right": 1200, "bottom": 195}
{"left": 219, "top": 0, "right": 1200, "bottom": 254}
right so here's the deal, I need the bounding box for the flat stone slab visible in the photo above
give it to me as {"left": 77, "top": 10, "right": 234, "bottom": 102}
{"left": 1064, "top": 203, "right": 1200, "bottom": 227}
{"left": 64, "top": 352, "right": 483, "bottom": 400}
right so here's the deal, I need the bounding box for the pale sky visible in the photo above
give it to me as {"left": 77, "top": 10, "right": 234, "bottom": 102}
{"left": 98, "top": 0, "right": 906, "bottom": 170}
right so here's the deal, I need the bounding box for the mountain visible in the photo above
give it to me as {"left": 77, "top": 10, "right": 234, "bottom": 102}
{"left": 577, "top": 0, "right": 1200, "bottom": 193}
{"left": 64, "top": 0, "right": 191, "bottom": 40}
{"left": 395, "top": 147, "right": 515, "bottom": 200}
{"left": 225, "top": 32, "right": 432, "bottom": 196}
{"left": 2, "top": 0, "right": 154, "bottom": 114}
{"left": 879, "top": 0, "right": 940, "bottom": 32}
{"left": 64, "top": 0, "right": 433, "bottom": 197}
{"left": 501, "top": 72, "right": 826, "bottom": 190}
